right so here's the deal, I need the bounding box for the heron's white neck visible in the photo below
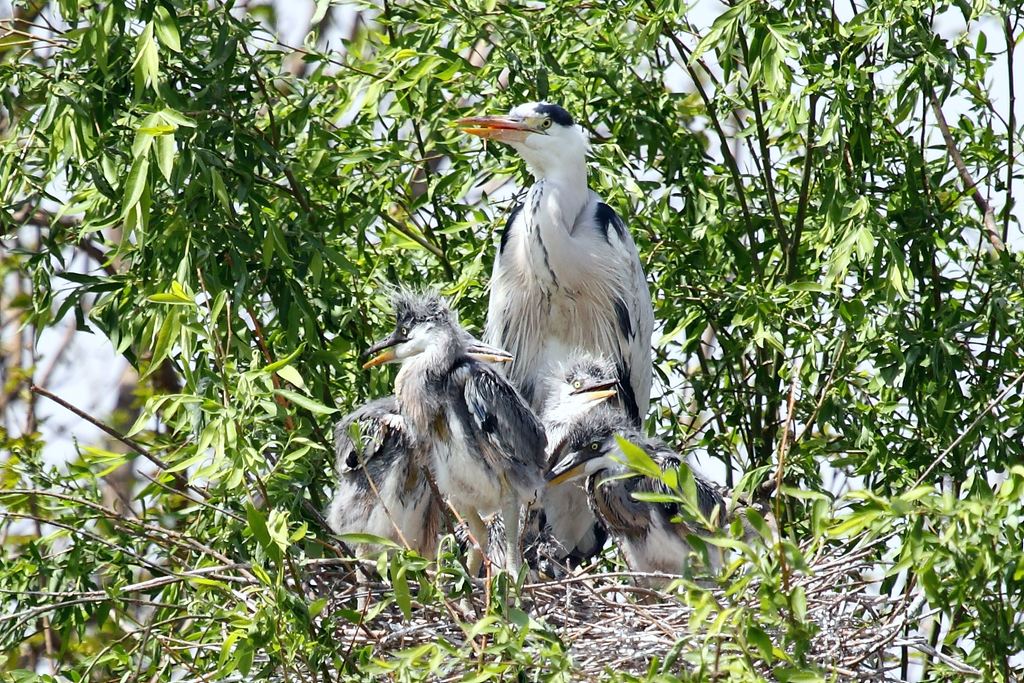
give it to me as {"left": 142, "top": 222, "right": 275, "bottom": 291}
{"left": 531, "top": 162, "right": 589, "bottom": 229}
{"left": 510, "top": 138, "right": 590, "bottom": 230}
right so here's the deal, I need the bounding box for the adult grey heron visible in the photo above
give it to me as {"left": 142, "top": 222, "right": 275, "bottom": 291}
{"left": 328, "top": 396, "right": 443, "bottom": 556}
{"left": 458, "top": 102, "right": 654, "bottom": 425}
{"left": 362, "top": 289, "right": 547, "bottom": 575}
{"left": 546, "top": 407, "right": 725, "bottom": 584}
{"left": 537, "top": 352, "right": 621, "bottom": 563}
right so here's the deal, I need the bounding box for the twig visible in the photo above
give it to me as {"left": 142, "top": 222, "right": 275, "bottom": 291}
{"left": 773, "top": 372, "right": 798, "bottom": 593}
{"left": 29, "top": 384, "right": 206, "bottom": 499}
{"left": 738, "top": 27, "right": 787, "bottom": 255}
{"left": 654, "top": 20, "right": 762, "bottom": 278}
{"left": 925, "top": 83, "right": 1004, "bottom": 252}
{"left": 789, "top": 94, "right": 819, "bottom": 281}
{"left": 1004, "top": 15, "right": 1017, "bottom": 246}
{"left": 912, "top": 368, "right": 1024, "bottom": 487}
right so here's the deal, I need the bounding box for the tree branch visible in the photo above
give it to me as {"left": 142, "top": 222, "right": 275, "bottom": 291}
{"left": 653, "top": 16, "right": 763, "bottom": 279}
{"left": 925, "top": 84, "right": 1004, "bottom": 252}
{"left": 738, "top": 27, "right": 787, "bottom": 258}
{"left": 29, "top": 384, "right": 207, "bottom": 500}
{"left": 789, "top": 94, "right": 819, "bottom": 281}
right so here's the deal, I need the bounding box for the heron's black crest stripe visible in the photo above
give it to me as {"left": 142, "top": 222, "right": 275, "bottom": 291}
{"left": 534, "top": 103, "right": 574, "bottom": 127}
{"left": 499, "top": 204, "right": 522, "bottom": 254}
{"left": 595, "top": 203, "right": 626, "bottom": 242}
{"left": 613, "top": 298, "right": 633, "bottom": 340}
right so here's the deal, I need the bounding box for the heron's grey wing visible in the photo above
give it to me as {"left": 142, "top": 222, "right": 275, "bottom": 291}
{"left": 455, "top": 361, "right": 547, "bottom": 498}
{"left": 483, "top": 203, "right": 524, "bottom": 350}
{"left": 593, "top": 201, "right": 654, "bottom": 425}
{"left": 333, "top": 396, "right": 410, "bottom": 474}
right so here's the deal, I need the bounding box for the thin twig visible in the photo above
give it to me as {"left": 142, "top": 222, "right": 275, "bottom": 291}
{"left": 925, "top": 83, "right": 1004, "bottom": 252}
{"left": 29, "top": 384, "right": 206, "bottom": 499}
{"left": 912, "top": 368, "right": 1024, "bottom": 487}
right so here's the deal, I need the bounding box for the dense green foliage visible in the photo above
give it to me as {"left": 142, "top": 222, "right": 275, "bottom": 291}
{"left": 1, "top": 0, "right": 1022, "bottom": 679}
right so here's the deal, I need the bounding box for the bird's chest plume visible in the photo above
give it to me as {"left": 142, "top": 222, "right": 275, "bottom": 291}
{"left": 394, "top": 366, "right": 443, "bottom": 437}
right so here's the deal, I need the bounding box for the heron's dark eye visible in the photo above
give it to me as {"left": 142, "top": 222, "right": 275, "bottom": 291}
{"left": 573, "top": 380, "right": 582, "bottom": 389}
{"left": 400, "top": 326, "right": 409, "bottom": 337}
{"left": 540, "top": 118, "right": 552, "bottom": 130}
{"left": 590, "top": 441, "right": 600, "bottom": 451}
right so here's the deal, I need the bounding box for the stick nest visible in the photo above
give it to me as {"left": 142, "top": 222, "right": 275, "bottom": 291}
{"left": 305, "top": 540, "right": 977, "bottom": 681}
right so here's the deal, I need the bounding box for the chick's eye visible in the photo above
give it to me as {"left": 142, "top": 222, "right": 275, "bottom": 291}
{"left": 540, "top": 118, "right": 552, "bottom": 130}
{"left": 573, "top": 380, "right": 582, "bottom": 389}
{"left": 590, "top": 441, "right": 600, "bottom": 451}
{"left": 400, "top": 327, "right": 409, "bottom": 337}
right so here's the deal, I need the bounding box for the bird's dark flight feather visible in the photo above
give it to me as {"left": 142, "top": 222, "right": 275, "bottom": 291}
{"left": 455, "top": 360, "right": 547, "bottom": 497}
{"left": 594, "top": 203, "right": 627, "bottom": 243}
{"left": 499, "top": 204, "right": 523, "bottom": 254}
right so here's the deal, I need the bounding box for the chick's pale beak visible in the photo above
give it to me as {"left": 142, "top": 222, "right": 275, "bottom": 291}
{"left": 362, "top": 333, "right": 402, "bottom": 369}
{"left": 465, "top": 340, "right": 514, "bottom": 365}
{"left": 470, "top": 352, "right": 514, "bottom": 364}
{"left": 573, "top": 379, "right": 618, "bottom": 404}
{"left": 456, "top": 116, "right": 532, "bottom": 143}
{"left": 546, "top": 452, "right": 589, "bottom": 487}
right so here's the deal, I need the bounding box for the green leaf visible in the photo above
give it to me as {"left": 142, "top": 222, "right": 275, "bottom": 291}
{"left": 308, "top": 597, "right": 328, "bottom": 618}
{"left": 747, "top": 624, "right": 774, "bottom": 662}
{"left": 121, "top": 156, "right": 149, "bottom": 218}
{"left": 274, "top": 389, "right": 337, "bottom": 415}
{"left": 262, "top": 345, "right": 305, "bottom": 374}
{"left": 154, "top": 133, "right": 175, "bottom": 182}
{"left": 614, "top": 435, "right": 661, "bottom": 478}
{"left": 337, "top": 533, "right": 401, "bottom": 548}
{"left": 392, "top": 563, "right": 412, "bottom": 619}
{"left": 275, "top": 365, "right": 306, "bottom": 391}
{"left": 246, "top": 503, "right": 281, "bottom": 563}
{"left": 153, "top": 6, "right": 181, "bottom": 53}
{"left": 311, "top": 0, "right": 331, "bottom": 26}
{"left": 132, "top": 23, "right": 160, "bottom": 91}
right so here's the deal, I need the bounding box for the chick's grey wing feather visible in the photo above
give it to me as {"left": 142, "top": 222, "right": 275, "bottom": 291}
{"left": 590, "top": 476, "right": 655, "bottom": 537}
{"left": 455, "top": 362, "right": 547, "bottom": 494}
{"left": 333, "top": 397, "right": 411, "bottom": 474}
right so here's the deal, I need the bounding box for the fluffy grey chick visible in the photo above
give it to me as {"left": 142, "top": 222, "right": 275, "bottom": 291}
{"left": 363, "top": 288, "right": 547, "bottom": 575}
{"left": 547, "top": 406, "right": 725, "bottom": 586}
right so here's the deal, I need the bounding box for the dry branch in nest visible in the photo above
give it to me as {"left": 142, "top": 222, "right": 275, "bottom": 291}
{"left": 304, "top": 539, "right": 980, "bottom": 681}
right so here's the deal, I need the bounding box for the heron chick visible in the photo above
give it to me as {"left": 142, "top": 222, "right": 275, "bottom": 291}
{"left": 547, "top": 407, "right": 725, "bottom": 584}
{"left": 329, "top": 335, "right": 512, "bottom": 555}
{"left": 536, "top": 352, "right": 621, "bottom": 563}
{"left": 458, "top": 102, "right": 654, "bottom": 425}
{"left": 328, "top": 397, "right": 443, "bottom": 556}
{"left": 363, "top": 289, "right": 547, "bottom": 575}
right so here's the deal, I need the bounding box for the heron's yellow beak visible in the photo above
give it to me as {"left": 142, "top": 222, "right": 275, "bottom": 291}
{"left": 469, "top": 352, "right": 514, "bottom": 364}
{"left": 546, "top": 461, "right": 587, "bottom": 487}
{"left": 362, "top": 331, "right": 405, "bottom": 369}
{"left": 457, "top": 116, "right": 533, "bottom": 143}
{"left": 572, "top": 380, "right": 617, "bottom": 405}
{"left": 362, "top": 349, "right": 395, "bottom": 369}
{"left": 581, "top": 389, "right": 616, "bottom": 403}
